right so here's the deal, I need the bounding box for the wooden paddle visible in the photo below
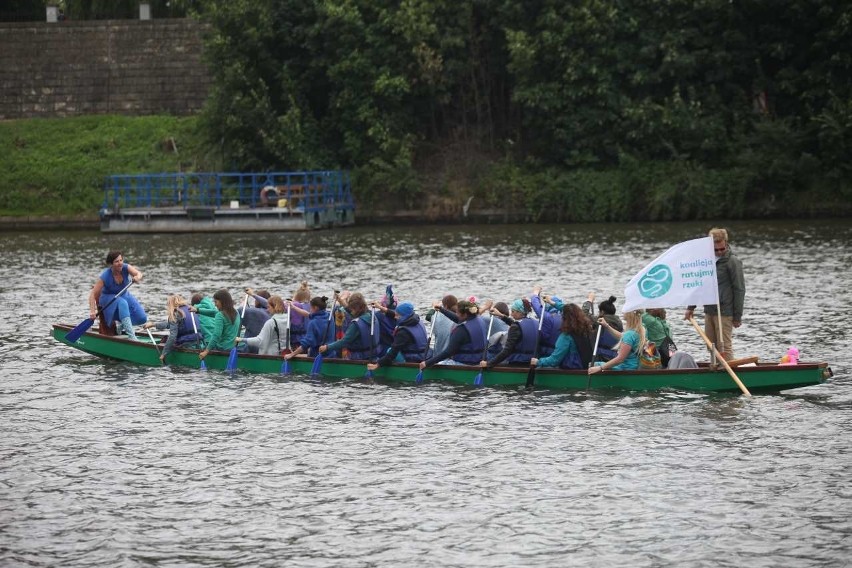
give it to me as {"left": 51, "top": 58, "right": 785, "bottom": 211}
{"left": 415, "top": 313, "right": 435, "bottom": 384}
{"left": 65, "top": 281, "right": 134, "bottom": 343}
{"left": 525, "top": 296, "right": 547, "bottom": 390}
{"left": 190, "top": 307, "right": 207, "bottom": 370}
{"left": 688, "top": 317, "right": 751, "bottom": 396}
{"left": 473, "top": 314, "right": 494, "bottom": 386}
{"left": 311, "top": 294, "right": 337, "bottom": 376}
{"left": 146, "top": 327, "right": 163, "bottom": 364}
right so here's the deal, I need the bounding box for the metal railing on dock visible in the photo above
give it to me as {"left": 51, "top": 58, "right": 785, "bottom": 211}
{"left": 102, "top": 171, "right": 354, "bottom": 214}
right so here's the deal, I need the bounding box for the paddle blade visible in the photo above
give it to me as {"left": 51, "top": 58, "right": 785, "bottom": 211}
{"left": 311, "top": 354, "right": 323, "bottom": 376}
{"left": 200, "top": 359, "right": 207, "bottom": 371}
{"left": 281, "top": 358, "right": 290, "bottom": 375}
{"left": 525, "top": 366, "right": 536, "bottom": 389}
{"left": 364, "top": 369, "right": 373, "bottom": 379}
{"left": 226, "top": 347, "right": 238, "bottom": 373}
{"left": 415, "top": 369, "right": 424, "bottom": 384}
{"left": 474, "top": 371, "right": 483, "bottom": 386}
{"left": 65, "top": 318, "right": 95, "bottom": 343}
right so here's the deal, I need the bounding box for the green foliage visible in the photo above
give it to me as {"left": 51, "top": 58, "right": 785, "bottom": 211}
{"left": 0, "top": 115, "right": 216, "bottom": 216}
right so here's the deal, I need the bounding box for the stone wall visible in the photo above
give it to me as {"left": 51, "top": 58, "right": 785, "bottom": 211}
{"left": 0, "top": 19, "right": 211, "bottom": 119}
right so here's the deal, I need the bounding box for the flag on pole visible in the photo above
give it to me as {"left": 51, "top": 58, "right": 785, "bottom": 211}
{"left": 622, "top": 237, "right": 719, "bottom": 312}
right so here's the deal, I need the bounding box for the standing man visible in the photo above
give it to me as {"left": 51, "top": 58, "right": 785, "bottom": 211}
{"left": 684, "top": 228, "right": 745, "bottom": 360}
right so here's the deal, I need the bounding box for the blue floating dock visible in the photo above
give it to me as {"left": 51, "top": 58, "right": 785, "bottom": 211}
{"left": 99, "top": 171, "right": 355, "bottom": 233}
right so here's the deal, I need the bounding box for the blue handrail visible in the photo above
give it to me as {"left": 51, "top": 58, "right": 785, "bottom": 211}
{"left": 101, "top": 171, "right": 355, "bottom": 213}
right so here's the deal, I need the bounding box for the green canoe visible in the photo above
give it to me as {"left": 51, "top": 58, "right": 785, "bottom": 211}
{"left": 52, "top": 323, "right": 831, "bottom": 393}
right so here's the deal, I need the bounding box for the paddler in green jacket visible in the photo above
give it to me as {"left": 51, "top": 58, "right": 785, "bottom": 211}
{"left": 191, "top": 289, "right": 241, "bottom": 359}
{"left": 191, "top": 292, "right": 218, "bottom": 343}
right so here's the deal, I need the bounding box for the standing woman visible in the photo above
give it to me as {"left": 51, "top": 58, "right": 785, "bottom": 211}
{"left": 587, "top": 309, "right": 645, "bottom": 375}
{"left": 88, "top": 250, "right": 147, "bottom": 340}
{"left": 192, "top": 289, "right": 241, "bottom": 361}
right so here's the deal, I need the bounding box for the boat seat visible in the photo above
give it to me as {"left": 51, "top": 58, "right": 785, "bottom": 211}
{"left": 728, "top": 355, "right": 759, "bottom": 368}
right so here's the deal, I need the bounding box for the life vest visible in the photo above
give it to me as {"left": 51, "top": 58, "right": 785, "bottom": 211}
{"left": 506, "top": 318, "right": 540, "bottom": 364}
{"left": 347, "top": 314, "right": 382, "bottom": 361}
{"left": 396, "top": 316, "right": 428, "bottom": 362}
{"left": 304, "top": 311, "right": 337, "bottom": 357}
{"left": 537, "top": 312, "right": 560, "bottom": 356}
{"left": 176, "top": 306, "right": 203, "bottom": 345}
{"left": 559, "top": 332, "right": 594, "bottom": 369}
{"left": 451, "top": 317, "right": 487, "bottom": 365}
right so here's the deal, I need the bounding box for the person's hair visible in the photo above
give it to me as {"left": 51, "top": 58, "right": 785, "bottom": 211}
{"left": 166, "top": 294, "right": 188, "bottom": 323}
{"left": 347, "top": 292, "right": 368, "bottom": 316}
{"left": 267, "top": 295, "right": 286, "bottom": 314}
{"left": 598, "top": 296, "right": 617, "bottom": 316}
{"left": 709, "top": 227, "right": 728, "bottom": 243}
{"left": 293, "top": 281, "right": 311, "bottom": 302}
{"left": 105, "top": 250, "right": 122, "bottom": 265}
{"left": 456, "top": 300, "right": 479, "bottom": 318}
{"left": 493, "top": 301, "right": 509, "bottom": 317}
{"left": 646, "top": 308, "right": 666, "bottom": 320}
{"left": 561, "top": 303, "right": 592, "bottom": 336}
{"left": 213, "top": 289, "right": 237, "bottom": 323}
{"left": 310, "top": 295, "right": 328, "bottom": 311}
{"left": 442, "top": 294, "right": 458, "bottom": 310}
{"left": 256, "top": 290, "right": 271, "bottom": 299}
{"left": 190, "top": 292, "right": 204, "bottom": 305}
{"left": 624, "top": 310, "right": 646, "bottom": 347}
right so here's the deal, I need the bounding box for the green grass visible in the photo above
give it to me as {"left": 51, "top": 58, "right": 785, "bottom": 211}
{"left": 0, "top": 115, "right": 219, "bottom": 216}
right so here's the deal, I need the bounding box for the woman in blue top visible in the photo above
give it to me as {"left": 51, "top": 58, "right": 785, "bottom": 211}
{"left": 587, "top": 310, "right": 645, "bottom": 375}
{"left": 531, "top": 303, "right": 594, "bottom": 369}
{"left": 87, "top": 250, "right": 147, "bottom": 340}
{"left": 284, "top": 295, "right": 338, "bottom": 359}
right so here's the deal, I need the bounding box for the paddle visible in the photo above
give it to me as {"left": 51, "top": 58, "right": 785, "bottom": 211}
{"left": 525, "top": 296, "right": 547, "bottom": 390}
{"left": 688, "top": 316, "right": 751, "bottom": 397}
{"left": 65, "top": 281, "right": 135, "bottom": 343}
{"left": 281, "top": 304, "right": 291, "bottom": 374}
{"left": 226, "top": 294, "right": 249, "bottom": 374}
{"left": 146, "top": 327, "right": 162, "bottom": 364}
{"left": 364, "top": 307, "right": 376, "bottom": 379}
{"left": 415, "top": 314, "right": 435, "bottom": 384}
{"left": 473, "top": 314, "right": 494, "bottom": 386}
{"left": 311, "top": 294, "right": 336, "bottom": 376}
{"left": 587, "top": 322, "right": 603, "bottom": 389}
{"left": 190, "top": 307, "right": 207, "bottom": 370}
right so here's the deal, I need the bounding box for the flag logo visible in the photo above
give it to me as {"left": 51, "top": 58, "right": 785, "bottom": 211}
{"left": 638, "top": 264, "right": 673, "bottom": 299}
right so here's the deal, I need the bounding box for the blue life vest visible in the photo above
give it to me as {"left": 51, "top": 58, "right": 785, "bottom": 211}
{"left": 397, "top": 317, "right": 428, "bottom": 362}
{"left": 537, "top": 312, "right": 560, "bottom": 356}
{"left": 506, "top": 318, "right": 540, "bottom": 364}
{"left": 176, "top": 306, "right": 203, "bottom": 345}
{"left": 452, "top": 317, "right": 487, "bottom": 365}
{"left": 595, "top": 326, "right": 619, "bottom": 361}
{"left": 347, "top": 314, "right": 382, "bottom": 361}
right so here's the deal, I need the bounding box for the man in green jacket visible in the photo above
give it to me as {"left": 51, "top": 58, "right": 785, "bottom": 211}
{"left": 684, "top": 228, "right": 745, "bottom": 360}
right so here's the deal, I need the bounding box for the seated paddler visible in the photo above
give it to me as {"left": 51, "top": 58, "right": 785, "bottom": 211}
{"left": 318, "top": 292, "right": 381, "bottom": 361}
{"left": 480, "top": 298, "right": 538, "bottom": 368}
{"left": 142, "top": 293, "right": 202, "bottom": 363}
{"left": 366, "top": 302, "right": 428, "bottom": 372}
{"left": 284, "top": 295, "right": 338, "bottom": 360}
{"left": 419, "top": 300, "right": 487, "bottom": 369}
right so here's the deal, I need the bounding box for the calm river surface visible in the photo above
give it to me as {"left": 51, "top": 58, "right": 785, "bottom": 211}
{"left": 1, "top": 220, "right": 851, "bottom": 567}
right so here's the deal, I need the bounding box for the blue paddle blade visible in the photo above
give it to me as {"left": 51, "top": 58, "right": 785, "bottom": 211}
{"left": 311, "top": 354, "right": 323, "bottom": 376}
{"left": 226, "top": 347, "right": 238, "bottom": 373}
{"left": 474, "top": 371, "right": 483, "bottom": 386}
{"left": 364, "top": 369, "right": 373, "bottom": 379}
{"left": 281, "top": 358, "right": 290, "bottom": 374}
{"left": 65, "top": 318, "right": 95, "bottom": 343}
{"left": 415, "top": 370, "right": 424, "bottom": 384}
{"left": 200, "top": 358, "right": 207, "bottom": 371}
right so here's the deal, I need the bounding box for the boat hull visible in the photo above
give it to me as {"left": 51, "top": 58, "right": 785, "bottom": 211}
{"left": 52, "top": 324, "right": 830, "bottom": 393}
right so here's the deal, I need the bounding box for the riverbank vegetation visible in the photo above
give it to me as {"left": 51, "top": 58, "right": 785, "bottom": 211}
{"left": 2, "top": 0, "right": 851, "bottom": 220}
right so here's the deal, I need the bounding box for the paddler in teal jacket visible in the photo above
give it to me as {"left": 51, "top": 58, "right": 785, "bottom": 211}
{"left": 191, "top": 292, "right": 219, "bottom": 343}
{"left": 191, "top": 289, "right": 241, "bottom": 359}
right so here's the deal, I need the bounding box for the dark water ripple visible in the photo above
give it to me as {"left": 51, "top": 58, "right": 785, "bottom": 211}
{"left": 1, "top": 220, "right": 851, "bottom": 567}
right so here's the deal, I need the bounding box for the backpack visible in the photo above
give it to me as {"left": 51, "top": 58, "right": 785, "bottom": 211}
{"left": 639, "top": 341, "right": 662, "bottom": 369}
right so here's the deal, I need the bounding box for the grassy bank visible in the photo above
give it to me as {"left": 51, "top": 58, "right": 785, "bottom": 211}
{"left": 0, "top": 115, "right": 217, "bottom": 216}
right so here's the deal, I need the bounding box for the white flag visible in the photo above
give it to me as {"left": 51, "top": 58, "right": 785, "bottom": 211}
{"left": 622, "top": 237, "right": 719, "bottom": 312}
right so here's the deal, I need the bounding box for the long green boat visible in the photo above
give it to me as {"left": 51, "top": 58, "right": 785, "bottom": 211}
{"left": 52, "top": 323, "right": 832, "bottom": 393}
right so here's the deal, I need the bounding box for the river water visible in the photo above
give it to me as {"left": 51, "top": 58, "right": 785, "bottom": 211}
{"left": 1, "top": 220, "right": 850, "bottom": 567}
